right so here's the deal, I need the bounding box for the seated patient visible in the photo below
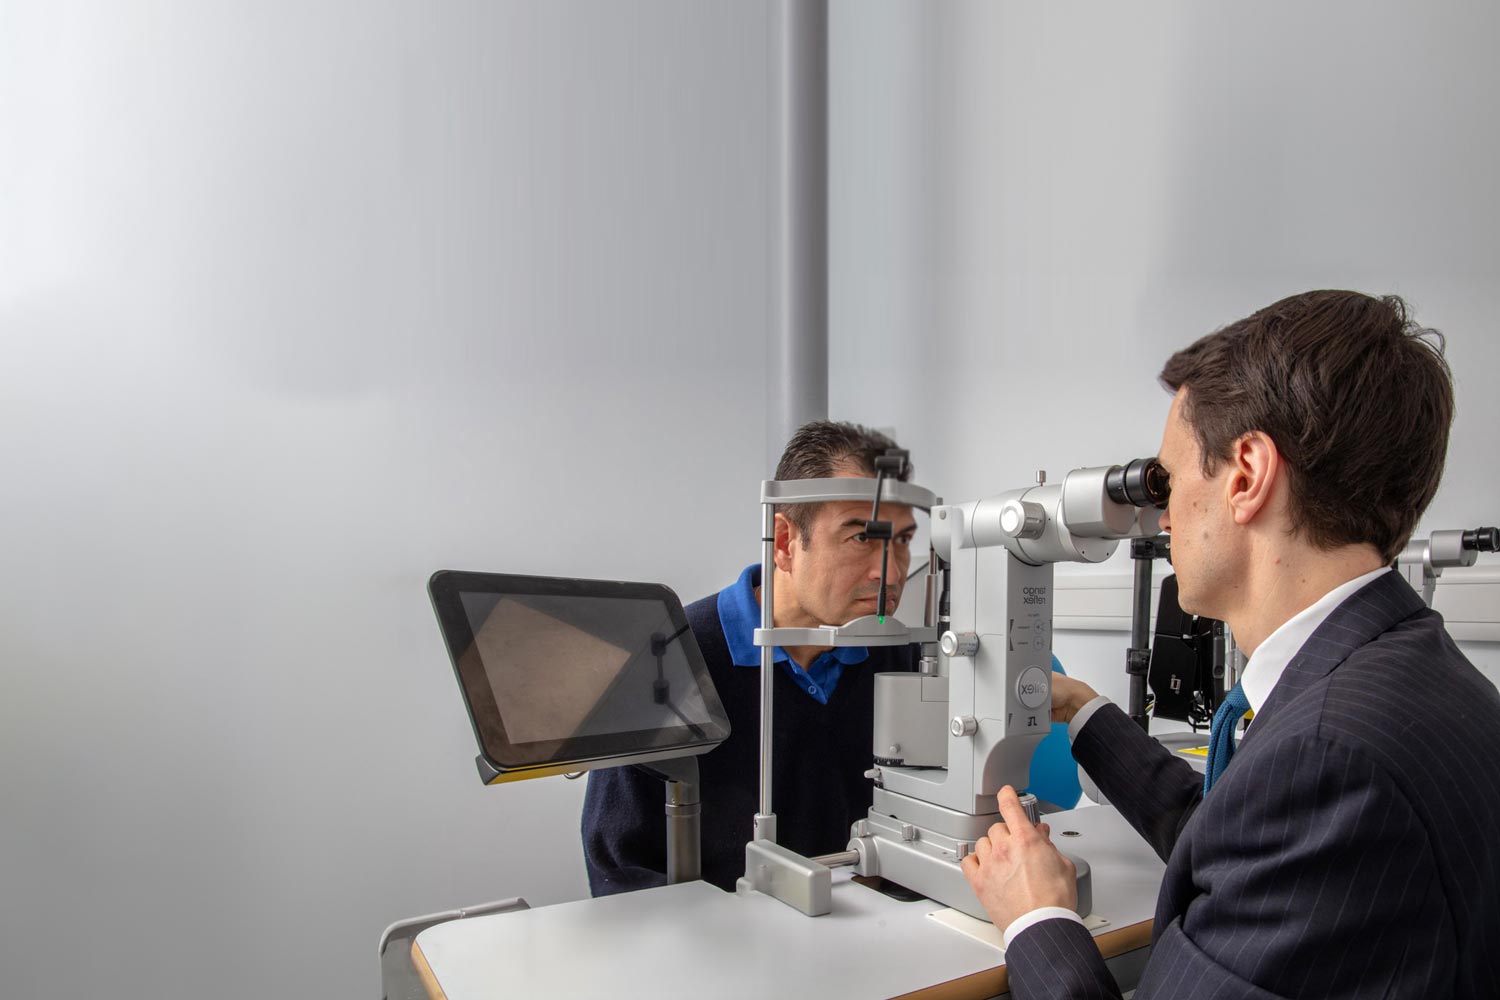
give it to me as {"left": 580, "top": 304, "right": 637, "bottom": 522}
{"left": 581, "top": 421, "right": 920, "bottom": 893}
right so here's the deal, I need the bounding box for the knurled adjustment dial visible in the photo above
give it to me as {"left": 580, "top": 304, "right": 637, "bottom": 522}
{"left": 998, "top": 498, "right": 1046, "bottom": 540}
{"left": 940, "top": 630, "right": 980, "bottom": 657}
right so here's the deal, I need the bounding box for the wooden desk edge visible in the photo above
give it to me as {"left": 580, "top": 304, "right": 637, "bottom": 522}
{"left": 413, "top": 916, "right": 1151, "bottom": 1000}
{"left": 411, "top": 940, "right": 449, "bottom": 1000}
{"left": 892, "top": 918, "right": 1153, "bottom": 1000}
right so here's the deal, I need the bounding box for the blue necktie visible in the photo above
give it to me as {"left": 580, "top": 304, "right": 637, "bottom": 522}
{"left": 1204, "top": 682, "right": 1251, "bottom": 795}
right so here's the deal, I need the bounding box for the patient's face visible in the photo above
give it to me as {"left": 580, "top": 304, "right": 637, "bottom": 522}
{"left": 783, "top": 461, "right": 917, "bottom": 627}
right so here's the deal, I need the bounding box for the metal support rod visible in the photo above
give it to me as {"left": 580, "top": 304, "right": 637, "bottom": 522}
{"left": 1210, "top": 620, "right": 1227, "bottom": 707}
{"left": 1127, "top": 546, "right": 1154, "bottom": 733}
{"left": 756, "top": 500, "right": 777, "bottom": 840}
{"left": 665, "top": 779, "right": 702, "bottom": 884}
{"left": 810, "top": 850, "right": 859, "bottom": 869}
{"left": 1224, "top": 625, "right": 1240, "bottom": 689}
{"left": 923, "top": 543, "right": 939, "bottom": 628}
{"left": 636, "top": 756, "right": 704, "bottom": 884}
{"left": 766, "top": 0, "right": 829, "bottom": 475}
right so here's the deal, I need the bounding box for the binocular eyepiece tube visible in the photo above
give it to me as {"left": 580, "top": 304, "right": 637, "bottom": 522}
{"left": 1463, "top": 527, "right": 1499, "bottom": 553}
{"left": 1105, "top": 458, "right": 1170, "bottom": 509}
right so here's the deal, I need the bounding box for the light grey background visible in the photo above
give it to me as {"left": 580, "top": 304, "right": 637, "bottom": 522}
{"left": 3, "top": 3, "right": 1498, "bottom": 998}
{"left": 1, "top": 2, "right": 771, "bottom": 997}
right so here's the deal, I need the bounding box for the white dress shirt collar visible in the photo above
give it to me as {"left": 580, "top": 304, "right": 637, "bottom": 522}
{"left": 1238, "top": 567, "right": 1391, "bottom": 716}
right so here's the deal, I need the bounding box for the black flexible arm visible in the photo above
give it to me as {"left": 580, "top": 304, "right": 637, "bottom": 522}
{"left": 865, "top": 449, "right": 909, "bottom": 621}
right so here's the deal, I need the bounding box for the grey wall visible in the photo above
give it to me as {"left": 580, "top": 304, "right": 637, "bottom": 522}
{"left": 830, "top": 0, "right": 1500, "bottom": 697}
{"left": 0, "top": 2, "right": 769, "bottom": 997}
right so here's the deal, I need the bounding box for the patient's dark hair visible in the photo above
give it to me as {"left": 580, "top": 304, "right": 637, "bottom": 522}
{"left": 1160, "top": 290, "right": 1453, "bottom": 563}
{"left": 774, "top": 421, "right": 910, "bottom": 545}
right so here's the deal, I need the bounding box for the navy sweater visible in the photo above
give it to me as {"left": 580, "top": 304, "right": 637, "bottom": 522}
{"left": 580, "top": 588, "right": 917, "bottom": 894}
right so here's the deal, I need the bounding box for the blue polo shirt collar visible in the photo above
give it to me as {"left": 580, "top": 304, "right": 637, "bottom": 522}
{"left": 716, "top": 564, "right": 868, "bottom": 704}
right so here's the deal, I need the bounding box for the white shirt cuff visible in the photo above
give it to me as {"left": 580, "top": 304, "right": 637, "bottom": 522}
{"left": 1067, "top": 695, "right": 1112, "bottom": 743}
{"left": 1002, "top": 906, "right": 1088, "bottom": 950}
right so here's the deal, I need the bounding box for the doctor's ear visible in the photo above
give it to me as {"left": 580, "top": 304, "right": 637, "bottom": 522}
{"left": 1225, "top": 431, "right": 1282, "bottom": 526}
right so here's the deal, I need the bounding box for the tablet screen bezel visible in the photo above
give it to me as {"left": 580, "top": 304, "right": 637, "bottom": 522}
{"left": 429, "top": 570, "right": 731, "bottom": 775}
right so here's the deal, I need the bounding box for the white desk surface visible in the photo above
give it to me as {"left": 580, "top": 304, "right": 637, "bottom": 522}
{"left": 414, "top": 805, "right": 1165, "bottom": 1000}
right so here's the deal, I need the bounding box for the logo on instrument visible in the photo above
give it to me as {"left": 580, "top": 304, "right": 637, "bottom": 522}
{"left": 1016, "top": 666, "right": 1050, "bottom": 709}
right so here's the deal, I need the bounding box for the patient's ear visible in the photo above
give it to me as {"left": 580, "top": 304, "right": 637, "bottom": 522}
{"left": 773, "top": 512, "right": 800, "bottom": 573}
{"left": 1225, "top": 431, "right": 1281, "bottom": 526}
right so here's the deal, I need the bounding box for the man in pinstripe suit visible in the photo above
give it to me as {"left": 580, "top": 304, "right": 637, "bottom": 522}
{"left": 961, "top": 290, "right": 1500, "bottom": 998}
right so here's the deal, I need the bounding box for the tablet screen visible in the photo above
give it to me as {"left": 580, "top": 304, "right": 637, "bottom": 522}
{"left": 431, "top": 571, "right": 730, "bottom": 776}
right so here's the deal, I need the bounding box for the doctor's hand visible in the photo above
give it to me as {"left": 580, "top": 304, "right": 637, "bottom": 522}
{"left": 1049, "top": 675, "right": 1098, "bottom": 725}
{"left": 960, "top": 786, "right": 1077, "bottom": 931}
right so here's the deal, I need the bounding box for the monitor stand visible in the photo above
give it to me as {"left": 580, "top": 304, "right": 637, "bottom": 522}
{"left": 634, "top": 757, "right": 701, "bottom": 884}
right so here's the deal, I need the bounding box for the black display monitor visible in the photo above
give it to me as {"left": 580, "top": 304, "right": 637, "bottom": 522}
{"left": 429, "top": 571, "right": 730, "bottom": 783}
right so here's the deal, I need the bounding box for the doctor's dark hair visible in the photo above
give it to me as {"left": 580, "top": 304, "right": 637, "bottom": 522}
{"left": 1159, "top": 290, "right": 1453, "bottom": 563}
{"left": 774, "top": 420, "right": 911, "bottom": 546}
